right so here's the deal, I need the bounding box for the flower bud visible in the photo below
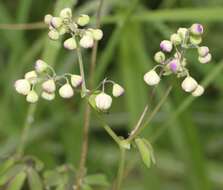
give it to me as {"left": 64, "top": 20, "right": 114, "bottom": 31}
{"left": 190, "top": 23, "right": 203, "bottom": 35}
{"left": 80, "top": 35, "right": 94, "bottom": 48}
{"left": 91, "top": 29, "right": 103, "bottom": 41}
{"left": 48, "top": 30, "right": 59, "bottom": 40}
{"left": 26, "top": 90, "right": 39, "bottom": 103}
{"left": 168, "top": 59, "right": 181, "bottom": 73}
{"left": 198, "top": 46, "right": 209, "bottom": 57}
{"left": 58, "top": 27, "right": 67, "bottom": 35}
{"left": 41, "top": 91, "right": 55, "bottom": 101}
{"left": 192, "top": 85, "right": 204, "bottom": 97}
{"left": 24, "top": 70, "right": 38, "bottom": 84}
{"left": 170, "top": 33, "right": 182, "bottom": 45}
{"left": 35, "top": 59, "right": 48, "bottom": 73}
{"left": 95, "top": 92, "right": 112, "bottom": 111}
{"left": 144, "top": 70, "right": 160, "bottom": 86}
{"left": 198, "top": 53, "right": 212, "bottom": 64}
{"left": 160, "top": 40, "right": 173, "bottom": 52}
{"left": 64, "top": 37, "right": 77, "bottom": 50}
{"left": 14, "top": 79, "right": 31, "bottom": 95}
{"left": 71, "top": 75, "right": 82, "bottom": 88}
{"left": 60, "top": 8, "right": 72, "bottom": 19}
{"left": 50, "top": 17, "right": 63, "bottom": 28}
{"left": 112, "top": 84, "right": 125, "bottom": 97}
{"left": 44, "top": 14, "right": 53, "bottom": 25}
{"left": 42, "top": 79, "right": 56, "bottom": 93}
{"left": 181, "top": 76, "right": 198, "bottom": 92}
{"left": 77, "top": 14, "right": 90, "bottom": 26}
{"left": 154, "top": 51, "right": 165, "bottom": 64}
{"left": 190, "top": 35, "right": 202, "bottom": 45}
{"left": 177, "top": 28, "right": 188, "bottom": 40}
{"left": 59, "top": 84, "right": 74, "bottom": 98}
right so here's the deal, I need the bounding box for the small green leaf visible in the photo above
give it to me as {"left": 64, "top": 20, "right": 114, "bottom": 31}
{"left": 84, "top": 174, "right": 109, "bottom": 187}
{"left": 141, "top": 138, "right": 156, "bottom": 164}
{"left": 6, "top": 171, "right": 26, "bottom": 190}
{"left": 27, "top": 168, "right": 43, "bottom": 190}
{"left": 135, "top": 138, "right": 152, "bottom": 168}
{"left": 0, "top": 164, "right": 25, "bottom": 186}
{"left": 43, "top": 170, "right": 63, "bottom": 187}
{"left": 82, "top": 184, "right": 93, "bottom": 190}
{"left": 0, "top": 158, "right": 15, "bottom": 176}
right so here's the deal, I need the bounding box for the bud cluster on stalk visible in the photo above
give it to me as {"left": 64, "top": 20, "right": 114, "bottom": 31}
{"left": 144, "top": 23, "right": 211, "bottom": 97}
{"left": 93, "top": 79, "right": 125, "bottom": 112}
{"left": 14, "top": 59, "right": 83, "bottom": 103}
{"left": 44, "top": 8, "right": 103, "bottom": 50}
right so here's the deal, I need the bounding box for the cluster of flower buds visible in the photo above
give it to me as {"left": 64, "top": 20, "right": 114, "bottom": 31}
{"left": 94, "top": 80, "right": 125, "bottom": 112}
{"left": 144, "top": 23, "right": 211, "bottom": 97}
{"left": 44, "top": 8, "right": 103, "bottom": 50}
{"left": 14, "top": 59, "right": 83, "bottom": 103}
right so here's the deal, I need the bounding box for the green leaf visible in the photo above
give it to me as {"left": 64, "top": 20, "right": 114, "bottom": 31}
{"left": 0, "top": 158, "right": 15, "bottom": 176}
{"left": 84, "top": 174, "right": 109, "bottom": 187}
{"left": 82, "top": 184, "right": 93, "bottom": 190}
{"left": 6, "top": 171, "right": 26, "bottom": 190}
{"left": 135, "top": 138, "right": 152, "bottom": 168}
{"left": 0, "top": 164, "right": 25, "bottom": 186}
{"left": 43, "top": 170, "right": 63, "bottom": 187}
{"left": 27, "top": 168, "right": 43, "bottom": 190}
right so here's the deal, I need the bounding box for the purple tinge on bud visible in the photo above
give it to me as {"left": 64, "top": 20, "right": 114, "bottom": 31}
{"left": 160, "top": 40, "right": 173, "bottom": 53}
{"left": 196, "top": 24, "right": 203, "bottom": 33}
{"left": 169, "top": 59, "right": 180, "bottom": 73}
{"left": 191, "top": 23, "right": 204, "bottom": 35}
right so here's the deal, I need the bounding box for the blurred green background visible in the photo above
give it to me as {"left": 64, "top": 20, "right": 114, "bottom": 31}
{"left": 0, "top": 0, "right": 223, "bottom": 189}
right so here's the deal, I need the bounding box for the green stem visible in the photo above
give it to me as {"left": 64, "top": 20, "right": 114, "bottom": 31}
{"left": 16, "top": 104, "right": 36, "bottom": 157}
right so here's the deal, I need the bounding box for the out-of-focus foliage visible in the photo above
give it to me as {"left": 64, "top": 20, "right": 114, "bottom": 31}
{"left": 0, "top": 0, "right": 223, "bottom": 190}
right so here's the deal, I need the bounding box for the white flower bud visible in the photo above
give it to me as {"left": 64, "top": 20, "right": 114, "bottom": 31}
{"left": 71, "top": 75, "right": 82, "bottom": 88}
{"left": 181, "top": 76, "right": 198, "bottom": 92}
{"left": 48, "top": 30, "right": 59, "bottom": 40}
{"left": 60, "top": 8, "right": 72, "bottom": 19}
{"left": 41, "top": 91, "right": 55, "bottom": 101}
{"left": 170, "top": 33, "right": 182, "bottom": 45}
{"left": 77, "top": 14, "right": 90, "bottom": 26}
{"left": 154, "top": 51, "right": 165, "bottom": 63}
{"left": 190, "top": 23, "right": 203, "bottom": 35}
{"left": 144, "top": 70, "right": 160, "bottom": 86}
{"left": 112, "top": 84, "right": 125, "bottom": 97}
{"left": 59, "top": 84, "right": 74, "bottom": 98}
{"left": 198, "top": 53, "right": 212, "bottom": 64}
{"left": 35, "top": 59, "right": 48, "bottom": 73}
{"left": 160, "top": 40, "right": 173, "bottom": 52}
{"left": 42, "top": 79, "right": 56, "bottom": 93}
{"left": 15, "top": 79, "right": 31, "bottom": 95}
{"left": 95, "top": 92, "right": 112, "bottom": 111}
{"left": 44, "top": 14, "right": 53, "bottom": 25}
{"left": 91, "top": 29, "right": 103, "bottom": 41}
{"left": 198, "top": 46, "right": 209, "bottom": 57}
{"left": 24, "top": 70, "right": 38, "bottom": 84}
{"left": 26, "top": 90, "right": 39, "bottom": 103}
{"left": 50, "top": 17, "right": 63, "bottom": 28}
{"left": 80, "top": 35, "right": 94, "bottom": 48}
{"left": 190, "top": 35, "right": 202, "bottom": 45}
{"left": 192, "top": 85, "right": 204, "bottom": 97}
{"left": 177, "top": 28, "right": 188, "bottom": 40}
{"left": 64, "top": 37, "right": 77, "bottom": 50}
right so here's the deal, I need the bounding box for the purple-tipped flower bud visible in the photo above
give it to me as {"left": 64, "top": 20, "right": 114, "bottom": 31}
{"left": 168, "top": 59, "right": 181, "bottom": 73}
{"left": 181, "top": 76, "right": 198, "bottom": 92}
{"left": 198, "top": 53, "right": 212, "bottom": 64}
{"left": 41, "top": 92, "right": 55, "bottom": 101}
{"left": 190, "top": 23, "right": 203, "bottom": 35}
{"left": 59, "top": 84, "right": 74, "bottom": 98}
{"left": 192, "top": 85, "right": 204, "bottom": 97}
{"left": 26, "top": 90, "right": 39, "bottom": 103}
{"left": 35, "top": 59, "right": 48, "bottom": 73}
{"left": 144, "top": 70, "right": 160, "bottom": 86}
{"left": 71, "top": 75, "right": 82, "bottom": 88}
{"left": 64, "top": 37, "right": 77, "bottom": 50}
{"left": 198, "top": 46, "right": 209, "bottom": 57}
{"left": 154, "top": 51, "right": 165, "bottom": 64}
{"left": 95, "top": 92, "right": 112, "bottom": 111}
{"left": 160, "top": 40, "right": 173, "bottom": 53}
{"left": 112, "top": 84, "right": 125, "bottom": 97}
{"left": 50, "top": 17, "right": 63, "bottom": 29}
{"left": 15, "top": 79, "right": 31, "bottom": 95}
{"left": 24, "top": 71, "right": 38, "bottom": 84}
{"left": 42, "top": 79, "right": 56, "bottom": 93}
